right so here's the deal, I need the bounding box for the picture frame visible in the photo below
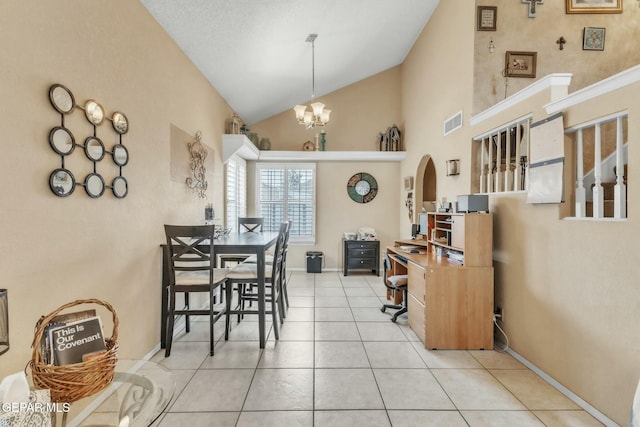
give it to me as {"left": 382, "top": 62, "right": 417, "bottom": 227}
{"left": 446, "top": 160, "right": 460, "bottom": 177}
{"left": 477, "top": 6, "right": 497, "bottom": 31}
{"left": 583, "top": 27, "right": 606, "bottom": 51}
{"left": 403, "top": 176, "right": 414, "bottom": 191}
{"left": 504, "top": 51, "right": 537, "bottom": 78}
{"left": 566, "top": 0, "right": 622, "bottom": 14}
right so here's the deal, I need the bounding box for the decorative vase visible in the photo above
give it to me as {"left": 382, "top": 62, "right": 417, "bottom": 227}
{"left": 259, "top": 138, "right": 271, "bottom": 151}
{"left": 248, "top": 132, "right": 259, "bottom": 148}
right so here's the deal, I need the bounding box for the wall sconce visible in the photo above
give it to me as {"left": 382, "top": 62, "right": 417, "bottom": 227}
{"left": 489, "top": 38, "right": 495, "bottom": 53}
{"left": 0, "top": 289, "right": 8, "bottom": 356}
{"left": 446, "top": 159, "right": 460, "bottom": 176}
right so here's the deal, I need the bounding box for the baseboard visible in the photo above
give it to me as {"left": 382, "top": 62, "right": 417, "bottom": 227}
{"left": 499, "top": 342, "right": 619, "bottom": 427}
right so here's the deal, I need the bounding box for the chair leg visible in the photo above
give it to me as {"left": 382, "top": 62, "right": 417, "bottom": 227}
{"left": 165, "top": 288, "right": 176, "bottom": 357}
{"left": 225, "top": 282, "right": 233, "bottom": 340}
{"left": 184, "top": 292, "right": 190, "bottom": 333}
{"left": 271, "top": 287, "right": 279, "bottom": 341}
{"left": 209, "top": 286, "right": 215, "bottom": 356}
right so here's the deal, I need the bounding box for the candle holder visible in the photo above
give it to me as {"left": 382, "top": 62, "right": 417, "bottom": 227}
{"left": 0, "top": 289, "right": 8, "bottom": 356}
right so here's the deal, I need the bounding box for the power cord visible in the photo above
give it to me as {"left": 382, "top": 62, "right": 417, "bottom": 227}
{"left": 493, "top": 315, "right": 510, "bottom": 353}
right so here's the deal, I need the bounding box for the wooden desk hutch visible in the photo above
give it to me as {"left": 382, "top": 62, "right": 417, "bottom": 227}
{"left": 386, "top": 212, "right": 494, "bottom": 350}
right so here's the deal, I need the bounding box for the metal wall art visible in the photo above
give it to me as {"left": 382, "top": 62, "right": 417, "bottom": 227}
{"left": 186, "top": 130, "right": 208, "bottom": 198}
{"left": 48, "top": 83, "right": 129, "bottom": 198}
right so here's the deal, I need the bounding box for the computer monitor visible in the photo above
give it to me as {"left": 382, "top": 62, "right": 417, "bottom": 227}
{"left": 418, "top": 213, "right": 428, "bottom": 236}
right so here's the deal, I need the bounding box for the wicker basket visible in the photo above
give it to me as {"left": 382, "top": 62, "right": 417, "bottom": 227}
{"left": 29, "top": 299, "right": 119, "bottom": 403}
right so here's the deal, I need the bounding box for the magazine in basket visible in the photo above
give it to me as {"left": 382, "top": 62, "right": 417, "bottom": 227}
{"left": 47, "top": 316, "right": 107, "bottom": 365}
{"left": 40, "top": 309, "right": 96, "bottom": 364}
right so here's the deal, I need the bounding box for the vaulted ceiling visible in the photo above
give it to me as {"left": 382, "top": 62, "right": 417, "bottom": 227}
{"left": 140, "top": 0, "right": 440, "bottom": 124}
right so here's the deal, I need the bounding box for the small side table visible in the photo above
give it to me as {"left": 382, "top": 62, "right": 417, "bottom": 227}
{"left": 343, "top": 239, "right": 380, "bottom": 276}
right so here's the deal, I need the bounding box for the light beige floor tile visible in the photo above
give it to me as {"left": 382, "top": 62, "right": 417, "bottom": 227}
{"left": 351, "top": 307, "right": 390, "bottom": 322}
{"left": 315, "top": 296, "right": 349, "bottom": 307}
{"left": 315, "top": 341, "right": 370, "bottom": 368}
{"left": 315, "top": 322, "right": 361, "bottom": 341}
{"left": 199, "top": 341, "right": 262, "bottom": 369}
{"left": 348, "top": 296, "right": 385, "bottom": 308}
{"left": 357, "top": 322, "right": 407, "bottom": 341}
{"left": 268, "top": 321, "right": 314, "bottom": 341}
{"left": 341, "top": 280, "right": 373, "bottom": 288}
{"left": 314, "top": 410, "right": 390, "bottom": 427}
{"left": 171, "top": 369, "right": 254, "bottom": 412}
{"left": 410, "top": 344, "right": 483, "bottom": 369}
{"left": 398, "top": 324, "right": 420, "bottom": 341}
{"left": 288, "top": 296, "right": 315, "bottom": 307}
{"left": 225, "top": 319, "right": 273, "bottom": 341}
{"left": 284, "top": 307, "right": 315, "bottom": 322}
{"left": 343, "top": 287, "right": 377, "bottom": 297}
{"left": 315, "top": 287, "right": 346, "bottom": 297}
{"left": 244, "top": 369, "right": 314, "bottom": 410}
{"left": 314, "top": 369, "right": 384, "bottom": 410}
{"left": 166, "top": 369, "right": 196, "bottom": 409}
{"left": 288, "top": 287, "right": 315, "bottom": 297}
{"left": 387, "top": 410, "right": 469, "bottom": 427}
{"left": 432, "top": 369, "right": 526, "bottom": 410}
{"left": 152, "top": 341, "right": 209, "bottom": 370}
{"left": 469, "top": 349, "right": 525, "bottom": 369}
{"left": 173, "top": 318, "right": 225, "bottom": 342}
{"left": 158, "top": 412, "right": 239, "bottom": 427}
{"left": 461, "top": 410, "right": 546, "bottom": 426}
{"left": 258, "top": 341, "right": 314, "bottom": 368}
{"left": 533, "top": 410, "right": 605, "bottom": 426}
{"left": 374, "top": 369, "right": 454, "bottom": 409}
{"left": 364, "top": 342, "right": 426, "bottom": 368}
{"left": 491, "top": 369, "right": 580, "bottom": 410}
{"left": 315, "top": 307, "right": 354, "bottom": 322}
{"left": 237, "top": 411, "right": 313, "bottom": 427}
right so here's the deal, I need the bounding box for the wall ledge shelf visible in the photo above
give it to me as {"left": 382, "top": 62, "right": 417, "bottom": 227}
{"left": 223, "top": 134, "right": 406, "bottom": 162}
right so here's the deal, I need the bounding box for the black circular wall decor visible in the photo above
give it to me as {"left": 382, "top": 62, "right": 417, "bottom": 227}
{"left": 347, "top": 172, "right": 378, "bottom": 203}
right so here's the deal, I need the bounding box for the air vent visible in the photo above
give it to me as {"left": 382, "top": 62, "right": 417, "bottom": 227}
{"left": 444, "top": 111, "right": 463, "bottom": 136}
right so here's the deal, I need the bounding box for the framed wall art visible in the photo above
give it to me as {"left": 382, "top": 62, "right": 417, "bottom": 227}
{"left": 583, "top": 27, "right": 605, "bottom": 51}
{"left": 566, "top": 0, "right": 622, "bottom": 14}
{"left": 477, "top": 6, "right": 497, "bottom": 31}
{"left": 505, "top": 51, "right": 537, "bottom": 78}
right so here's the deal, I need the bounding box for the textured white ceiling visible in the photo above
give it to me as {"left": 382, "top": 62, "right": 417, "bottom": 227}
{"left": 140, "top": 0, "right": 439, "bottom": 124}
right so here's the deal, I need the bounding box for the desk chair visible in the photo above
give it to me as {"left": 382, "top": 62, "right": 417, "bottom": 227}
{"left": 218, "top": 217, "right": 265, "bottom": 267}
{"left": 164, "top": 225, "right": 228, "bottom": 357}
{"left": 224, "top": 222, "right": 288, "bottom": 340}
{"left": 380, "top": 252, "right": 408, "bottom": 322}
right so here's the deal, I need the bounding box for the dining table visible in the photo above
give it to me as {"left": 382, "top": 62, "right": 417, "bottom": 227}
{"left": 161, "top": 231, "right": 279, "bottom": 350}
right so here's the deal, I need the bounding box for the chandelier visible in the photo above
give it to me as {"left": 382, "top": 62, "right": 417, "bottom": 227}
{"left": 293, "top": 34, "right": 331, "bottom": 129}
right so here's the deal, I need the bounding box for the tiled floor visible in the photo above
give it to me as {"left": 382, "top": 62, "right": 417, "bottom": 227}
{"left": 149, "top": 271, "right": 603, "bottom": 427}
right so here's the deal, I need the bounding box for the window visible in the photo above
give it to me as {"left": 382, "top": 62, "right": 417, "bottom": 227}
{"left": 256, "top": 163, "right": 316, "bottom": 243}
{"left": 225, "top": 155, "right": 246, "bottom": 232}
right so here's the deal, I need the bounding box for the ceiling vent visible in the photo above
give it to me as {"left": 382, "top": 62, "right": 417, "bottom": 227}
{"left": 444, "top": 111, "right": 463, "bottom": 136}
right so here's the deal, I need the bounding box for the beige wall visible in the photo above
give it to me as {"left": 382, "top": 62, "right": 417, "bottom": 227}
{"left": 0, "top": 1, "right": 233, "bottom": 377}
{"left": 474, "top": 0, "right": 640, "bottom": 114}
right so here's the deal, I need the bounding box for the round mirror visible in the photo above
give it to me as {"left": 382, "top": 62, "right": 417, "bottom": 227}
{"left": 49, "top": 126, "right": 76, "bottom": 156}
{"left": 112, "top": 176, "right": 128, "bottom": 198}
{"left": 84, "top": 173, "right": 105, "bottom": 198}
{"left": 49, "top": 168, "right": 75, "bottom": 197}
{"left": 112, "top": 112, "right": 129, "bottom": 134}
{"left": 84, "top": 136, "right": 105, "bottom": 162}
{"left": 84, "top": 100, "right": 104, "bottom": 125}
{"left": 112, "top": 144, "right": 129, "bottom": 167}
{"left": 49, "top": 84, "right": 75, "bottom": 114}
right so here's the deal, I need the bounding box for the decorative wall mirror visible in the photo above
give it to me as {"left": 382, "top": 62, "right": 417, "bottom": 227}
{"left": 49, "top": 168, "right": 75, "bottom": 197}
{"left": 49, "top": 84, "right": 75, "bottom": 114}
{"left": 84, "top": 136, "right": 105, "bottom": 162}
{"left": 84, "top": 173, "right": 105, "bottom": 198}
{"left": 111, "top": 112, "right": 129, "bottom": 134}
{"left": 112, "top": 176, "right": 128, "bottom": 198}
{"left": 84, "top": 100, "right": 104, "bottom": 125}
{"left": 112, "top": 144, "right": 129, "bottom": 166}
{"left": 49, "top": 127, "right": 76, "bottom": 156}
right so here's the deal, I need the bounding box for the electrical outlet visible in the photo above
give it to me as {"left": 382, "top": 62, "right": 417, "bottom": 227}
{"left": 494, "top": 307, "right": 503, "bottom": 322}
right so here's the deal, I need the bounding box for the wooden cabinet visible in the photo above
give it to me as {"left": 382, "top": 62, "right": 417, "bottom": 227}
{"left": 343, "top": 239, "right": 379, "bottom": 276}
{"left": 389, "top": 212, "right": 494, "bottom": 350}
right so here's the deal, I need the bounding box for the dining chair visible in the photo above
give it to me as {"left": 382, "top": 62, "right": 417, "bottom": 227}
{"left": 224, "top": 222, "right": 288, "bottom": 341}
{"left": 164, "top": 224, "right": 229, "bottom": 357}
{"left": 218, "top": 217, "right": 265, "bottom": 267}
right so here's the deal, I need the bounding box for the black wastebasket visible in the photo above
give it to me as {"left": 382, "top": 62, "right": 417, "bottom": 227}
{"left": 306, "top": 251, "right": 323, "bottom": 273}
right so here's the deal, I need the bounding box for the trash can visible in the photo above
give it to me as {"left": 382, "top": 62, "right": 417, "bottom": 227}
{"left": 306, "top": 251, "right": 323, "bottom": 273}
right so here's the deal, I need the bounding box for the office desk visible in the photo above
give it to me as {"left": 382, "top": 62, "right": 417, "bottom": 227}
{"left": 161, "top": 232, "right": 279, "bottom": 349}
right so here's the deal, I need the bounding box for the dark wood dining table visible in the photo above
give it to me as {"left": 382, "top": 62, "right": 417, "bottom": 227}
{"left": 161, "top": 231, "right": 279, "bottom": 349}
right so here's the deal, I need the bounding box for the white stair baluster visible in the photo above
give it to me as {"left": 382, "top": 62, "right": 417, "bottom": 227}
{"left": 575, "top": 129, "right": 586, "bottom": 218}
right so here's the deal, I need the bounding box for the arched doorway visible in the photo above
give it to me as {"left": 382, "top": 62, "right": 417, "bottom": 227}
{"left": 414, "top": 155, "right": 436, "bottom": 219}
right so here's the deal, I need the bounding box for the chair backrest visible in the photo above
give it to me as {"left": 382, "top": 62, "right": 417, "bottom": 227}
{"left": 270, "top": 222, "right": 289, "bottom": 283}
{"left": 164, "top": 225, "right": 215, "bottom": 284}
{"left": 238, "top": 217, "right": 264, "bottom": 233}
{"left": 383, "top": 252, "right": 392, "bottom": 273}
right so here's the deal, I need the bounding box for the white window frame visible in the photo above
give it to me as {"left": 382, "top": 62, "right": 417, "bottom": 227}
{"left": 225, "top": 155, "right": 247, "bottom": 232}
{"left": 256, "top": 162, "right": 316, "bottom": 244}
